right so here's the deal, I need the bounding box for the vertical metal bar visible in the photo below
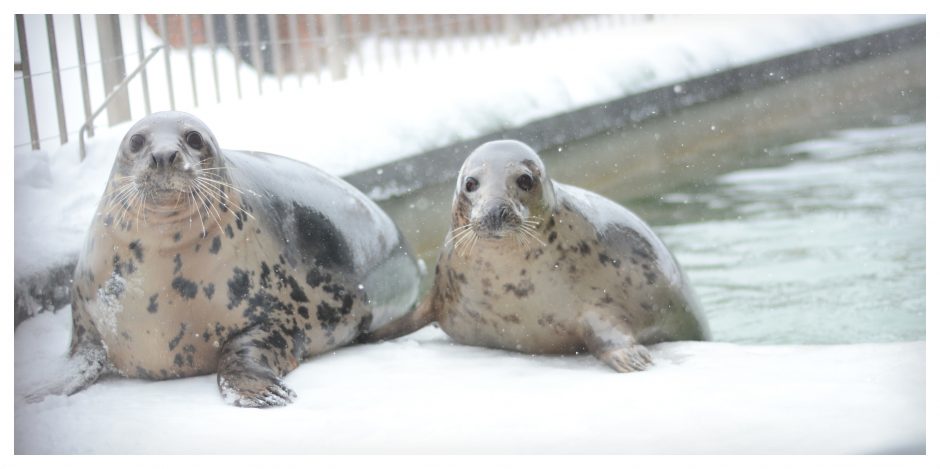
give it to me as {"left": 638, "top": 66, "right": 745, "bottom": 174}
{"left": 386, "top": 14, "right": 400, "bottom": 67}
{"left": 247, "top": 14, "right": 263, "bottom": 94}
{"left": 458, "top": 14, "right": 470, "bottom": 52}
{"left": 503, "top": 14, "right": 521, "bottom": 45}
{"left": 472, "top": 14, "right": 486, "bottom": 49}
{"left": 158, "top": 14, "right": 176, "bottom": 110}
{"left": 287, "top": 14, "right": 303, "bottom": 86}
{"left": 266, "top": 14, "right": 283, "bottom": 91}
{"left": 182, "top": 14, "right": 198, "bottom": 107}
{"left": 305, "top": 15, "right": 323, "bottom": 83}
{"left": 75, "top": 15, "right": 95, "bottom": 136}
{"left": 424, "top": 14, "right": 436, "bottom": 58}
{"left": 372, "top": 14, "right": 384, "bottom": 71}
{"left": 225, "top": 14, "right": 242, "bottom": 99}
{"left": 322, "top": 14, "right": 346, "bottom": 81}
{"left": 349, "top": 15, "right": 364, "bottom": 74}
{"left": 134, "top": 15, "right": 151, "bottom": 116}
{"left": 16, "top": 15, "right": 40, "bottom": 150}
{"left": 203, "top": 14, "right": 221, "bottom": 103}
{"left": 441, "top": 14, "right": 454, "bottom": 55}
{"left": 45, "top": 15, "right": 68, "bottom": 144}
{"left": 97, "top": 14, "right": 131, "bottom": 125}
{"left": 406, "top": 14, "right": 420, "bottom": 62}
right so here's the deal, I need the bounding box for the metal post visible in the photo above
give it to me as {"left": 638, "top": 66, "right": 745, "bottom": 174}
{"left": 15, "top": 15, "right": 40, "bottom": 150}
{"left": 424, "top": 14, "right": 437, "bottom": 58}
{"left": 204, "top": 14, "right": 221, "bottom": 103}
{"left": 472, "top": 14, "right": 486, "bottom": 50}
{"left": 457, "top": 14, "right": 470, "bottom": 52}
{"left": 406, "top": 14, "right": 420, "bottom": 62}
{"left": 349, "top": 15, "right": 364, "bottom": 74}
{"left": 266, "top": 15, "right": 283, "bottom": 90}
{"left": 134, "top": 15, "right": 151, "bottom": 116}
{"left": 182, "top": 14, "right": 198, "bottom": 107}
{"left": 387, "top": 14, "right": 401, "bottom": 67}
{"left": 304, "top": 15, "right": 322, "bottom": 82}
{"left": 322, "top": 14, "right": 346, "bottom": 81}
{"left": 158, "top": 15, "right": 176, "bottom": 110}
{"left": 503, "top": 14, "right": 521, "bottom": 45}
{"left": 75, "top": 15, "right": 95, "bottom": 136}
{"left": 225, "top": 14, "right": 242, "bottom": 99}
{"left": 287, "top": 14, "right": 303, "bottom": 85}
{"left": 247, "top": 14, "right": 263, "bottom": 94}
{"left": 372, "top": 14, "right": 384, "bottom": 71}
{"left": 45, "top": 15, "right": 68, "bottom": 144}
{"left": 96, "top": 14, "right": 131, "bottom": 125}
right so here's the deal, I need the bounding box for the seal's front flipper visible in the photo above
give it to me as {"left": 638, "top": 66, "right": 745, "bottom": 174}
{"left": 217, "top": 323, "right": 301, "bottom": 407}
{"left": 25, "top": 340, "right": 109, "bottom": 403}
{"left": 579, "top": 310, "right": 653, "bottom": 373}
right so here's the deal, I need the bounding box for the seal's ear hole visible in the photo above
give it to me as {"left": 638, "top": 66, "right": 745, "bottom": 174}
{"left": 465, "top": 176, "right": 479, "bottom": 193}
{"left": 516, "top": 174, "right": 534, "bottom": 192}
{"left": 129, "top": 134, "right": 145, "bottom": 153}
{"left": 185, "top": 131, "right": 204, "bottom": 150}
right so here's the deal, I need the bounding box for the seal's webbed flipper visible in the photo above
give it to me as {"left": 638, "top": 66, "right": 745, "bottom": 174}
{"left": 579, "top": 310, "right": 653, "bottom": 373}
{"left": 24, "top": 340, "right": 110, "bottom": 403}
{"left": 217, "top": 323, "right": 300, "bottom": 407}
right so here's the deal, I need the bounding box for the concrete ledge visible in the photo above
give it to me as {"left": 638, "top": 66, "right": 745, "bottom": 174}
{"left": 344, "top": 21, "right": 926, "bottom": 200}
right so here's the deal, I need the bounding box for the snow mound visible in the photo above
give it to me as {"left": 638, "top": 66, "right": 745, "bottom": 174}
{"left": 14, "top": 308, "right": 925, "bottom": 454}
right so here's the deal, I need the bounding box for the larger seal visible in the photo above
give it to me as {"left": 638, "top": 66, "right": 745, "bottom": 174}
{"left": 369, "top": 140, "right": 709, "bottom": 371}
{"left": 34, "top": 111, "right": 420, "bottom": 407}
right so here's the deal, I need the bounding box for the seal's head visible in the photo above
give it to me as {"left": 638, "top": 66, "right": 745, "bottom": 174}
{"left": 112, "top": 111, "right": 222, "bottom": 205}
{"left": 104, "top": 111, "right": 236, "bottom": 233}
{"left": 449, "top": 140, "right": 556, "bottom": 253}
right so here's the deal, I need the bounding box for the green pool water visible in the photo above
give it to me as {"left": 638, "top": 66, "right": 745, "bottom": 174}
{"left": 628, "top": 120, "right": 926, "bottom": 344}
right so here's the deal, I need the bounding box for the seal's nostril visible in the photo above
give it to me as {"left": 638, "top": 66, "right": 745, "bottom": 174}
{"left": 169, "top": 152, "right": 177, "bottom": 165}
{"left": 151, "top": 154, "right": 158, "bottom": 167}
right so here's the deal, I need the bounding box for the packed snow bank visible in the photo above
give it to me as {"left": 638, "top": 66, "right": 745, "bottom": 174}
{"left": 14, "top": 308, "right": 925, "bottom": 454}
{"left": 13, "top": 15, "right": 921, "bottom": 281}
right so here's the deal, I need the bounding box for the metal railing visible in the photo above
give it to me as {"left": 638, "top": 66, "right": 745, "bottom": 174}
{"left": 14, "top": 14, "right": 661, "bottom": 156}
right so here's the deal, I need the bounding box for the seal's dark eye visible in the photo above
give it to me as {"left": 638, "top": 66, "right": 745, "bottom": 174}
{"left": 185, "top": 131, "right": 204, "bottom": 150}
{"left": 465, "top": 177, "right": 479, "bottom": 193}
{"left": 129, "top": 134, "right": 145, "bottom": 153}
{"left": 517, "top": 174, "right": 534, "bottom": 191}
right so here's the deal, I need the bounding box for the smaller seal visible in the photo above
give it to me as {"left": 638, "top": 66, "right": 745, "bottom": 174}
{"left": 368, "top": 140, "right": 710, "bottom": 372}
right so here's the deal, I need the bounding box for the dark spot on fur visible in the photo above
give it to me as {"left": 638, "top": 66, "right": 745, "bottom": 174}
{"left": 203, "top": 283, "right": 215, "bottom": 300}
{"left": 128, "top": 240, "right": 144, "bottom": 262}
{"left": 267, "top": 331, "right": 288, "bottom": 350}
{"left": 286, "top": 201, "right": 352, "bottom": 268}
{"left": 227, "top": 268, "right": 251, "bottom": 309}
{"left": 174, "top": 354, "right": 183, "bottom": 367}
{"left": 287, "top": 276, "right": 308, "bottom": 303}
{"left": 173, "top": 232, "right": 182, "bottom": 242}
{"left": 305, "top": 267, "right": 331, "bottom": 289}
{"left": 112, "top": 254, "right": 122, "bottom": 276}
{"left": 173, "top": 253, "right": 183, "bottom": 274}
{"left": 168, "top": 323, "right": 186, "bottom": 351}
{"left": 259, "top": 262, "right": 272, "bottom": 289}
{"left": 235, "top": 216, "right": 244, "bottom": 231}
{"left": 225, "top": 224, "right": 234, "bottom": 239}
{"left": 548, "top": 231, "right": 557, "bottom": 243}
{"left": 147, "top": 294, "right": 159, "bottom": 313}
{"left": 209, "top": 236, "right": 221, "bottom": 255}
{"left": 641, "top": 302, "right": 652, "bottom": 311}
{"left": 503, "top": 279, "right": 535, "bottom": 298}
{"left": 298, "top": 306, "right": 310, "bottom": 319}
{"left": 644, "top": 271, "right": 657, "bottom": 285}
{"left": 578, "top": 241, "right": 591, "bottom": 255}
{"left": 172, "top": 276, "right": 198, "bottom": 299}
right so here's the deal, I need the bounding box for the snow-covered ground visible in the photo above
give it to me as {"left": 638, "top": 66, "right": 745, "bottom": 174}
{"left": 13, "top": 14, "right": 922, "bottom": 279}
{"left": 13, "top": 309, "right": 926, "bottom": 454}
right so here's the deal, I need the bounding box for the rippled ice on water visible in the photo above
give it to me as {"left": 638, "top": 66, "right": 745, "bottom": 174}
{"left": 639, "top": 122, "right": 925, "bottom": 345}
